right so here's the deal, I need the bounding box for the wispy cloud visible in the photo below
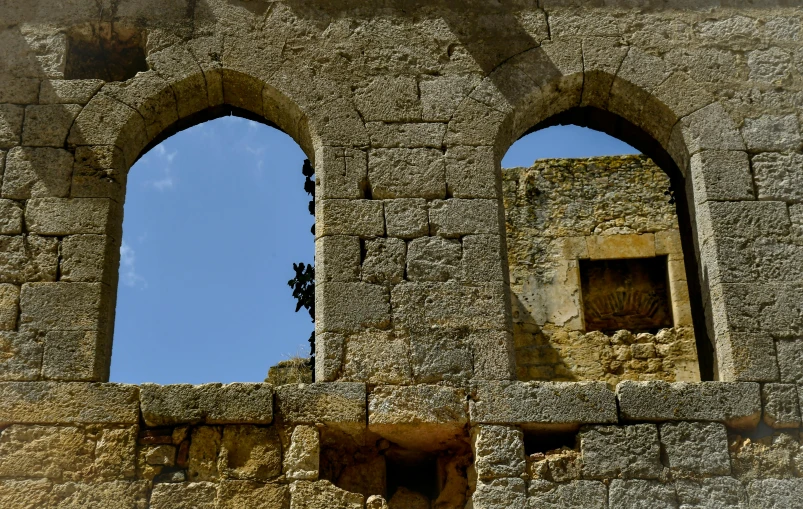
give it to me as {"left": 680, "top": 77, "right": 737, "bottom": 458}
{"left": 120, "top": 242, "right": 146, "bottom": 288}
{"left": 146, "top": 145, "right": 179, "bottom": 191}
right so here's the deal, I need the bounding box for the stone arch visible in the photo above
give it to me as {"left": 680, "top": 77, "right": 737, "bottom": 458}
{"left": 445, "top": 43, "right": 767, "bottom": 382}
{"left": 62, "top": 38, "right": 367, "bottom": 381}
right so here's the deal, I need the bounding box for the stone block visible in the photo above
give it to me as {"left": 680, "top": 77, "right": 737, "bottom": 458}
{"left": 747, "top": 479, "right": 803, "bottom": 509}
{"left": 140, "top": 383, "right": 273, "bottom": 426}
{"left": 354, "top": 76, "right": 420, "bottom": 122}
{"left": 316, "top": 147, "right": 368, "bottom": 200}
{"left": 71, "top": 145, "right": 127, "bottom": 200}
{"left": 368, "top": 385, "right": 467, "bottom": 451}
{"left": 0, "top": 76, "right": 39, "bottom": 104}
{"left": 276, "top": 383, "right": 366, "bottom": 433}
{"left": 777, "top": 339, "right": 803, "bottom": 383}
{"left": 471, "top": 477, "right": 526, "bottom": 509}
{"left": 316, "top": 199, "right": 384, "bottom": 238}
{"left": 472, "top": 425, "right": 526, "bottom": 480}
{"left": 0, "top": 331, "right": 43, "bottom": 381}
{"left": 219, "top": 425, "right": 282, "bottom": 481}
{"left": 315, "top": 332, "right": 344, "bottom": 382}
{"left": 0, "top": 479, "right": 52, "bottom": 509}
{"left": 101, "top": 71, "right": 179, "bottom": 141}
{"left": 60, "top": 235, "right": 117, "bottom": 284}
{"left": 469, "top": 381, "right": 617, "bottom": 428}
{"left": 0, "top": 283, "right": 18, "bottom": 330}
{"left": 218, "top": 481, "right": 289, "bottom": 509}
{"left": 41, "top": 330, "right": 106, "bottom": 381}
{"left": 368, "top": 148, "right": 445, "bottom": 200}
{"left": 690, "top": 150, "right": 754, "bottom": 203}
{"left": 342, "top": 329, "right": 412, "bottom": 384}
{"left": 188, "top": 426, "right": 221, "bottom": 481}
{"left": 675, "top": 478, "right": 747, "bottom": 509}
{"left": 527, "top": 481, "right": 608, "bottom": 509}
{"left": 0, "top": 424, "right": 95, "bottom": 480}
{"left": 462, "top": 234, "right": 505, "bottom": 282}
{"left": 25, "top": 197, "right": 119, "bottom": 236}
{"left": 315, "top": 236, "right": 360, "bottom": 283}
{"left": 676, "top": 102, "right": 746, "bottom": 155}
{"left": 316, "top": 282, "right": 390, "bottom": 333}
{"left": 712, "top": 283, "right": 803, "bottom": 339}
{"left": 608, "top": 480, "right": 678, "bottom": 509}
{"left": 39, "top": 79, "right": 103, "bottom": 104}
{"left": 0, "top": 199, "right": 23, "bottom": 234}
{"left": 2, "top": 147, "right": 73, "bottom": 198}
{"left": 763, "top": 383, "right": 801, "bottom": 428}
{"left": 743, "top": 115, "right": 801, "bottom": 152}
{"left": 408, "top": 328, "right": 473, "bottom": 383}
{"left": 47, "top": 480, "right": 149, "bottom": 508}
{"left": 20, "top": 282, "right": 111, "bottom": 332}
{"left": 289, "top": 480, "right": 363, "bottom": 509}
{"left": 705, "top": 201, "right": 790, "bottom": 239}
{"left": 0, "top": 235, "right": 58, "bottom": 284}
{"left": 362, "top": 237, "right": 406, "bottom": 284}
{"left": 586, "top": 234, "right": 655, "bottom": 259}
{"left": 580, "top": 424, "right": 662, "bottom": 479}
{"left": 419, "top": 74, "right": 481, "bottom": 123}
{"left": 384, "top": 198, "right": 429, "bottom": 239}
{"left": 472, "top": 330, "right": 516, "bottom": 381}
{"left": 22, "top": 104, "right": 82, "bottom": 147}
{"left": 445, "top": 145, "right": 499, "bottom": 199}
{"left": 150, "top": 482, "right": 217, "bottom": 509}
{"left": 429, "top": 198, "right": 501, "bottom": 237}
{"left": 144, "top": 444, "right": 175, "bottom": 466}
{"left": 659, "top": 422, "right": 731, "bottom": 477}
{"left": 406, "top": 236, "right": 461, "bottom": 282}
{"left": 0, "top": 105, "right": 24, "bottom": 149}
{"left": 391, "top": 282, "right": 508, "bottom": 331}
{"left": 752, "top": 152, "right": 803, "bottom": 202}
{"left": 0, "top": 382, "right": 139, "bottom": 425}
{"left": 366, "top": 122, "right": 445, "bottom": 148}
{"left": 616, "top": 381, "right": 762, "bottom": 430}
{"left": 284, "top": 425, "right": 320, "bottom": 481}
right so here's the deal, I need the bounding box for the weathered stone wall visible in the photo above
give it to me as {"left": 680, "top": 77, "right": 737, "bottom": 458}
{"left": 504, "top": 155, "right": 699, "bottom": 385}
{"left": 2, "top": 0, "right": 803, "bottom": 507}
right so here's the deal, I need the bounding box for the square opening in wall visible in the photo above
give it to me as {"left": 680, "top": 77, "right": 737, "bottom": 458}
{"left": 580, "top": 256, "right": 672, "bottom": 333}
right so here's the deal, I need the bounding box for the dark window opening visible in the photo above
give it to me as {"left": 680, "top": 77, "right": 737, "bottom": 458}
{"left": 65, "top": 24, "right": 148, "bottom": 82}
{"left": 580, "top": 257, "right": 673, "bottom": 334}
{"left": 385, "top": 449, "right": 439, "bottom": 501}
{"left": 524, "top": 429, "right": 579, "bottom": 456}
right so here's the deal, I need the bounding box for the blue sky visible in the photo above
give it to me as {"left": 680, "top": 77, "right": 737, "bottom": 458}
{"left": 110, "top": 120, "right": 637, "bottom": 384}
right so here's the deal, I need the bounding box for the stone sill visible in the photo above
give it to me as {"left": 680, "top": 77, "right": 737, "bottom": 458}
{"left": 0, "top": 380, "right": 763, "bottom": 431}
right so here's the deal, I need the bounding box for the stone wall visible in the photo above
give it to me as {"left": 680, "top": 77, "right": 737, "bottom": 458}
{"left": 2, "top": 0, "right": 803, "bottom": 507}
{"left": 504, "top": 155, "right": 700, "bottom": 385}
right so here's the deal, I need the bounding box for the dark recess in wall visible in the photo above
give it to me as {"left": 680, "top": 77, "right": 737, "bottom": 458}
{"left": 65, "top": 24, "right": 148, "bottom": 82}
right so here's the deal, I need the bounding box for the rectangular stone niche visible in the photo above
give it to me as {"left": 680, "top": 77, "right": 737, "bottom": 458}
{"left": 580, "top": 256, "right": 673, "bottom": 333}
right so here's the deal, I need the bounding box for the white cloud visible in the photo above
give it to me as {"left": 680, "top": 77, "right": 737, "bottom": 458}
{"left": 145, "top": 145, "right": 178, "bottom": 191}
{"left": 120, "top": 242, "right": 146, "bottom": 288}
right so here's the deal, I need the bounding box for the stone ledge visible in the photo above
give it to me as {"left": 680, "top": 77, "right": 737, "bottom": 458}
{"left": 140, "top": 383, "right": 273, "bottom": 427}
{"left": 616, "top": 381, "right": 761, "bottom": 430}
{"left": 0, "top": 382, "right": 139, "bottom": 425}
{"left": 368, "top": 385, "right": 468, "bottom": 450}
{"left": 275, "top": 383, "right": 366, "bottom": 435}
{"left": 469, "top": 381, "right": 617, "bottom": 429}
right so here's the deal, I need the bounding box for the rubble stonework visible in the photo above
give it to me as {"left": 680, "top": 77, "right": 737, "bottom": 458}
{"left": 504, "top": 155, "right": 700, "bottom": 385}
{"left": 1, "top": 0, "right": 803, "bottom": 507}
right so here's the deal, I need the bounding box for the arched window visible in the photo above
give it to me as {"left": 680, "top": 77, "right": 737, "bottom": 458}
{"left": 109, "top": 116, "right": 314, "bottom": 384}
{"left": 501, "top": 112, "right": 712, "bottom": 384}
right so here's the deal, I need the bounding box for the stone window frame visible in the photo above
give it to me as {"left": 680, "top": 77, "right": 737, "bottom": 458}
{"left": 565, "top": 231, "right": 694, "bottom": 333}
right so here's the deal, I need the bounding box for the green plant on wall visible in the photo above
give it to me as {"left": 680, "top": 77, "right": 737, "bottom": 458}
{"left": 287, "top": 159, "right": 316, "bottom": 378}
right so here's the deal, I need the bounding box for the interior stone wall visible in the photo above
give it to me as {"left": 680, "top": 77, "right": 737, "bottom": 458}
{"left": 1, "top": 0, "right": 802, "bottom": 507}
{"left": 504, "top": 155, "right": 700, "bottom": 385}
